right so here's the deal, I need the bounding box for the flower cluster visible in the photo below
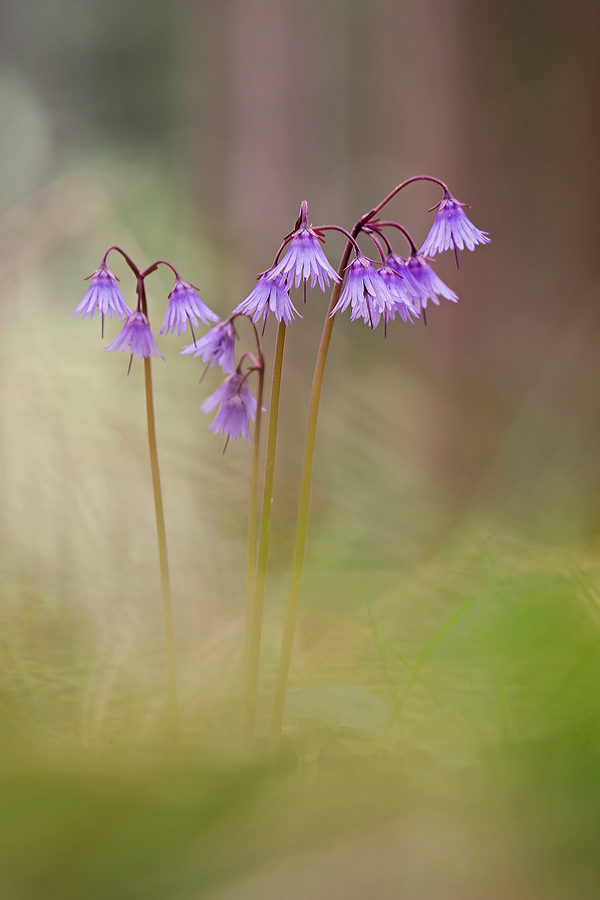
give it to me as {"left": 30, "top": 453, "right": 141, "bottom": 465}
{"left": 325, "top": 189, "right": 487, "bottom": 327}
{"left": 73, "top": 254, "right": 218, "bottom": 360}
{"left": 328, "top": 245, "right": 459, "bottom": 328}
{"left": 233, "top": 201, "right": 340, "bottom": 327}
{"left": 72, "top": 180, "right": 491, "bottom": 758}
{"left": 74, "top": 183, "right": 489, "bottom": 444}
{"left": 386, "top": 252, "right": 458, "bottom": 312}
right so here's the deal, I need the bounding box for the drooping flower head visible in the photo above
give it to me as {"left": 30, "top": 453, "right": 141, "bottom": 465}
{"left": 105, "top": 310, "right": 164, "bottom": 360}
{"left": 159, "top": 278, "right": 220, "bottom": 336}
{"left": 232, "top": 268, "right": 300, "bottom": 326}
{"left": 388, "top": 253, "right": 458, "bottom": 312}
{"left": 420, "top": 191, "right": 490, "bottom": 258}
{"left": 73, "top": 264, "right": 132, "bottom": 322}
{"left": 377, "top": 262, "right": 418, "bottom": 323}
{"left": 181, "top": 318, "right": 237, "bottom": 375}
{"left": 330, "top": 254, "right": 396, "bottom": 328}
{"left": 201, "top": 373, "right": 257, "bottom": 441}
{"left": 274, "top": 201, "right": 340, "bottom": 291}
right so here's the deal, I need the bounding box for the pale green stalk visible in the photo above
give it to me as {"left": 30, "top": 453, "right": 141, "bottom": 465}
{"left": 244, "top": 363, "right": 265, "bottom": 680}
{"left": 244, "top": 320, "right": 287, "bottom": 742}
{"left": 269, "top": 241, "right": 353, "bottom": 738}
{"left": 101, "top": 251, "right": 181, "bottom": 749}
{"left": 137, "top": 273, "right": 179, "bottom": 750}
{"left": 268, "top": 176, "right": 444, "bottom": 739}
{"left": 143, "top": 357, "right": 180, "bottom": 749}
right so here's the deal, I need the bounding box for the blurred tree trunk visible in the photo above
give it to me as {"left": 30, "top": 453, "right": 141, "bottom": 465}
{"left": 180, "top": 0, "right": 600, "bottom": 535}
{"left": 436, "top": 0, "right": 600, "bottom": 527}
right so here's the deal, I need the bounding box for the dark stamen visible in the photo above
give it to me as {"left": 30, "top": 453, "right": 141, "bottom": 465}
{"left": 423, "top": 308, "right": 428, "bottom": 327}
{"left": 366, "top": 294, "right": 374, "bottom": 329}
{"left": 127, "top": 354, "right": 134, "bottom": 375}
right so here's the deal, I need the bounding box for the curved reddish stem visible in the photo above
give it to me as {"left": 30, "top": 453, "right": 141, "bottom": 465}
{"left": 365, "top": 232, "right": 386, "bottom": 263}
{"left": 236, "top": 351, "right": 261, "bottom": 375}
{"left": 147, "top": 259, "right": 181, "bottom": 280}
{"left": 312, "top": 225, "right": 361, "bottom": 255}
{"left": 365, "top": 225, "right": 393, "bottom": 256}
{"left": 102, "top": 245, "right": 140, "bottom": 277}
{"left": 356, "top": 175, "right": 448, "bottom": 231}
{"left": 371, "top": 221, "right": 419, "bottom": 256}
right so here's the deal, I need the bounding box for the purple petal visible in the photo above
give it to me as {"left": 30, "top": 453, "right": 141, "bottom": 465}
{"left": 181, "top": 320, "right": 237, "bottom": 374}
{"left": 159, "top": 279, "right": 219, "bottom": 336}
{"left": 73, "top": 266, "right": 132, "bottom": 322}
{"left": 105, "top": 311, "right": 164, "bottom": 360}
{"left": 330, "top": 256, "right": 396, "bottom": 327}
{"left": 420, "top": 197, "right": 490, "bottom": 258}
{"left": 274, "top": 228, "right": 340, "bottom": 292}
{"left": 232, "top": 269, "right": 300, "bottom": 326}
{"left": 404, "top": 255, "right": 458, "bottom": 311}
{"left": 378, "top": 264, "right": 418, "bottom": 321}
{"left": 202, "top": 374, "right": 257, "bottom": 441}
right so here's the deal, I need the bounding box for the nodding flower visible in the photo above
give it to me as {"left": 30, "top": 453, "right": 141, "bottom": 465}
{"left": 274, "top": 201, "right": 340, "bottom": 291}
{"left": 232, "top": 268, "right": 300, "bottom": 327}
{"left": 387, "top": 253, "right": 458, "bottom": 312}
{"left": 73, "top": 264, "right": 132, "bottom": 322}
{"left": 377, "top": 263, "right": 418, "bottom": 323}
{"left": 159, "top": 278, "right": 219, "bottom": 337}
{"left": 181, "top": 318, "right": 237, "bottom": 375}
{"left": 201, "top": 373, "right": 257, "bottom": 441}
{"left": 420, "top": 191, "right": 489, "bottom": 258}
{"left": 330, "top": 254, "right": 396, "bottom": 328}
{"left": 105, "top": 310, "right": 164, "bottom": 360}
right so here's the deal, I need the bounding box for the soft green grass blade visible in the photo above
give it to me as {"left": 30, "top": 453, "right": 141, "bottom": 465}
{"left": 388, "top": 595, "right": 476, "bottom": 721}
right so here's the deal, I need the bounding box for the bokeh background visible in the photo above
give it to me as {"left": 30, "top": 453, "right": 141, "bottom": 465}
{"left": 1, "top": 1, "right": 600, "bottom": 898}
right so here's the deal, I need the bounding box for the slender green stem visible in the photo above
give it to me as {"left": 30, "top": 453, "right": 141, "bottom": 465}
{"left": 270, "top": 238, "right": 355, "bottom": 739}
{"left": 143, "top": 358, "right": 180, "bottom": 749}
{"left": 244, "top": 320, "right": 287, "bottom": 742}
{"left": 138, "top": 273, "right": 179, "bottom": 750}
{"left": 267, "top": 175, "right": 442, "bottom": 740}
{"left": 244, "top": 364, "right": 265, "bottom": 681}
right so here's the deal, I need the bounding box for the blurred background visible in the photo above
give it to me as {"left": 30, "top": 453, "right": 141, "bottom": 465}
{"left": 1, "top": 0, "right": 600, "bottom": 898}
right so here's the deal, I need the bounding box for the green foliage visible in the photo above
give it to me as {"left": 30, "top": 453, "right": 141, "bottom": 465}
{"left": 2, "top": 528, "right": 600, "bottom": 897}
